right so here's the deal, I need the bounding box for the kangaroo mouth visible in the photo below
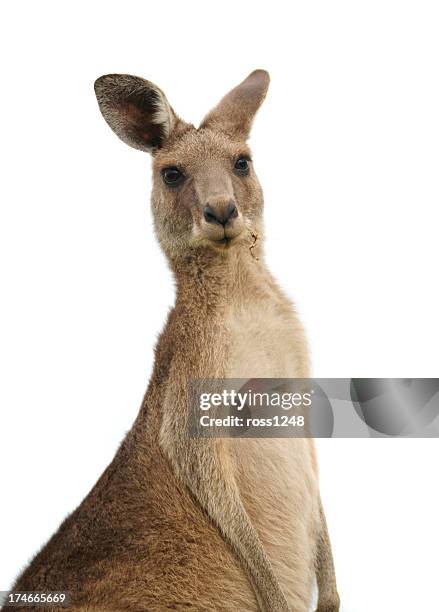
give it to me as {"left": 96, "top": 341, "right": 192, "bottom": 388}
{"left": 197, "top": 220, "right": 246, "bottom": 249}
{"left": 211, "top": 231, "right": 242, "bottom": 248}
{"left": 209, "top": 236, "right": 232, "bottom": 249}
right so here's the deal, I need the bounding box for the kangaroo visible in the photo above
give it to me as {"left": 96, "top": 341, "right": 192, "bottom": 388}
{"left": 5, "top": 70, "right": 339, "bottom": 612}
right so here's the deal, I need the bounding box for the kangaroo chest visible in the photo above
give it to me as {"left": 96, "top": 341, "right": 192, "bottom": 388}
{"left": 224, "top": 291, "right": 318, "bottom": 601}
{"left": 225, "top": 288, "right": 303, "bottom": 380}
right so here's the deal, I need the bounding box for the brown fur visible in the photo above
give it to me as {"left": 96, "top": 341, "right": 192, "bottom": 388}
{"left": 5, "top": 71, "right": 339, "bottom": 612}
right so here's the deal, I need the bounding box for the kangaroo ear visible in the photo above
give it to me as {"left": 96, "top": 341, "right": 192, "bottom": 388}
{"left": 200, "top": 70, "right": 270, "bottom": 140}
{"left": 94, "top": 74, "right": 179, "bottom": 152}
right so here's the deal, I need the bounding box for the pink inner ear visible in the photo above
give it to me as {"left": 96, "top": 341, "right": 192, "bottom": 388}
{"left": 141, "top": 131, "right": 150, "bottom": 142}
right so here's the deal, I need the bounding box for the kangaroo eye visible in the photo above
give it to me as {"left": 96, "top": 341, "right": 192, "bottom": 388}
{"left": 161, "top": 167, "right": 185, "bottom": 186}
{"left": 234, "top": 157, "right": 250, "bottom": 175}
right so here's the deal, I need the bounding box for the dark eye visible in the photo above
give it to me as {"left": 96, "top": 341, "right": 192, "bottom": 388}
{"left": 161, "top": 166, "right": 185, "bottom": 186}
{"left": 234, "top": 156, "right": 250, "bottom": 175}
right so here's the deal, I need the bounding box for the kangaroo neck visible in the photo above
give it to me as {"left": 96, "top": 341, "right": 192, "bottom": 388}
{"left": 171, "top": 242, "right": 266, "bottom": 316}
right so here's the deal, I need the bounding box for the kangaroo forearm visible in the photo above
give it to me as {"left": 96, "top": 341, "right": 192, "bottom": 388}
{"left": 160, "top": 383, "right": 290, "bottom": 612}
{"left": 224, "top": 503, "right": 291, "bottom": 612}
{"left": 316, "top": 499, "right": 340, "bottom": 612}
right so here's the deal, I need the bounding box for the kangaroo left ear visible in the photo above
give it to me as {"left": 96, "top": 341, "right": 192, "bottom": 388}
{"left": 94, "top": 74, "right": 180, "bottom": 153}
{"left": 200, "top": 69, "right": 270, "bottom": 140}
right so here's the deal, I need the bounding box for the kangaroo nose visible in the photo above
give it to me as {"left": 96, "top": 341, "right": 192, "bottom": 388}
{"left": 203, "top": 201, "right": 238, "bottom": 226}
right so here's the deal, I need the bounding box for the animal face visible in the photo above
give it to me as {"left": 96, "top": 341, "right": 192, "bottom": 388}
{"left": 94, "top": 71, "right": 269, "bottom": 259}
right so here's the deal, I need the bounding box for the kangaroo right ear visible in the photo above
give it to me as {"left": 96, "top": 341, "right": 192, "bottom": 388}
{"left": 200, "top": 70, "right": 270, "bottom": 140}
{"left": 94, "top": 74, "right": 179, "bottom": 152}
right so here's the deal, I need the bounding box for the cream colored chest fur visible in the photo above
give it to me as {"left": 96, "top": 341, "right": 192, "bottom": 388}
{"left": 225, "top": 285, "right": 319, "bottom": 607}
{"left": 225, "top": 273, "right": 307, "bottom": 380}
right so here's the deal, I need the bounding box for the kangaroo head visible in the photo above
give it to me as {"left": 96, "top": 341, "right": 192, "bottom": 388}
{"left": 94, "top": 70, "right": 269, "bottom": 260}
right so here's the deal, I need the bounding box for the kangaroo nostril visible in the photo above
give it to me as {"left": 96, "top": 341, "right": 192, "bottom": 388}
{"left": 203, "top": 202, "right": 238, "bottom": 226}
{"left": 226, "top": 201, "right": 238, "bottom": 221}
{"left": 204, "top": 205, "right": 221, "bottom": 225}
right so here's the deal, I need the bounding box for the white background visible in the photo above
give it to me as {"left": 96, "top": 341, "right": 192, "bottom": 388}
{"left": 1, "top": 2, "right": 438, "bottom": 611}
